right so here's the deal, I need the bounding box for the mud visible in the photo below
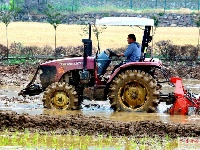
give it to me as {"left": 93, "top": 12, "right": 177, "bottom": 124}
{"left": 0, "top": 110, "right": 200, "bottom": 138}
{"left": 0, "top": 65, "right": 37, "bottom": 86}
{"left": 162, "top": 62, "right": 200, "bottom": 80}
{"left": 0, "top": 64, "right": 200, "bottom": 138}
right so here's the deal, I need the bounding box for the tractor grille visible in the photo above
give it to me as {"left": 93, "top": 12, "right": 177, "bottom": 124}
{"left": 40, "top": 65, "right": 56, "bottom": 89}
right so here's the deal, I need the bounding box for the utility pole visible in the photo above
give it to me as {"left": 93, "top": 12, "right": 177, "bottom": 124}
{"left": 164, "top": 0, "right": 166, "bottom": 10}
{"left": 13, "top": 0, "right": 15, "bottom": 10}
{"left": 184, "top": 0, "right": 186, "bottom": 8}
{"left": 156, "top": 0, "right": 157, "bottom": 8}
{"left": 130, "top": 0, "right": 133, "bottom": 9}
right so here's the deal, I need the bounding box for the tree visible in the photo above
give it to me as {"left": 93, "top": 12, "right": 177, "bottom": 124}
{"left": 195, "top": 16, "right": 200, "bottom": 59}
{"left": 81, "top": 24, "right": 106, "bottom": 54}
{"left": 71, "top": 0, "right": 79, "bottom": 13}
{"left": 0, "top": 10, "right": 14, "bottom": 59}
{"left": 44, "top": 4, "right": 64, "bottom": 51}
{"left": 92, "top": 24, "right": 106, "bottom": 53}
{"left": 0, "top": 0, "right": 3, "bottom": 10}
{"left": 9, "top": 0, "right": 14, "bottom": 10}
{"left": 0, "top": 1, "right": 19, "bottom": 59}
{"left": 151, "top": 15, "right": 159, "bottom": 34}
{"left": 150, "top": 15, "right": 159, "bottom": 58}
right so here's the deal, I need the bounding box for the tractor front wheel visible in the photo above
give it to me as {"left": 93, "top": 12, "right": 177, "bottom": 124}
{"left": 42, "top": 82, "right": 79, "bottom": 110}
{"left": 108, "top": 70, "right": 160, "bottom": 112}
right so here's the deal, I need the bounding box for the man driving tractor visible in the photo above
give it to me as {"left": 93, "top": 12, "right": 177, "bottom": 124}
{"left": 112, "top": 33, "right": 141, "bottom": 73}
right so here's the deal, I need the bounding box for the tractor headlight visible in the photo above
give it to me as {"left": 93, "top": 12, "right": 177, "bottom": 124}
{"left": 39, "top": 69, "right": 43, "bottom": 75}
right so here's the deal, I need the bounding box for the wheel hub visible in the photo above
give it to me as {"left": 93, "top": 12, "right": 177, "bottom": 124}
{"left": 121, "top": 82, "right": 146, "bottom": 109}
{"left": 130, "top": 91, "right": 138, "bottom": 99}
{"left": 52, "top": 92, "right": 70, "bottom": 108}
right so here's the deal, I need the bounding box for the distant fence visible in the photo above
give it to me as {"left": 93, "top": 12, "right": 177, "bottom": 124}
{"left": 80, "top": 0, "right": 200, "bottom": 10}
{"left": 49, "top": 0, "right": 200, "bottom": 12}
{"left": 1, "top": 0, "right": 200, "bottom": 13}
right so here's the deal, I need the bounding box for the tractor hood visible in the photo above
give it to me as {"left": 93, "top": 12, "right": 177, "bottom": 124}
{"left": 39, "top": 56, "right": 95, "bottom": 83}
{"left": 41, "top": 56, "right": 95, "bottom": 68}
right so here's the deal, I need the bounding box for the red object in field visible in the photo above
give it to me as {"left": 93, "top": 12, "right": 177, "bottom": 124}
{"left": 169, "top": 77, "right": 199, "bottom": 115}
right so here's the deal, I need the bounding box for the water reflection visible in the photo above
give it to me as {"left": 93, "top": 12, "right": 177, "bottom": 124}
{"left": 41, "top": 103, "right": 200, "bottom": 126}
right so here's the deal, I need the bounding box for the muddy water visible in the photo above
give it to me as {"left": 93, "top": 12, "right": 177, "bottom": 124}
{"left": 0, "top": 79, "right": 200, "bottom": 125}
{"left": 0, "top": 85, "right": 44, "bottom": 115}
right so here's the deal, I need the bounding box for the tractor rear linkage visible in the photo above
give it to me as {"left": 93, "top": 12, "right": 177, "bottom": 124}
{"left": 159, "top": 77, "right": 200, "bottom": 115}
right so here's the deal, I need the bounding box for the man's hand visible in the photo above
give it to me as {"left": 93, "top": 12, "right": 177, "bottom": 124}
{"left": 118, "top": 54, "right": 125, "bottom": 57}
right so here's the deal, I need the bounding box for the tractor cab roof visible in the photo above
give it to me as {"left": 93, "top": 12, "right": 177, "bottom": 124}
{"left": 95, "top": 17, "right": 154, "bottom": 26}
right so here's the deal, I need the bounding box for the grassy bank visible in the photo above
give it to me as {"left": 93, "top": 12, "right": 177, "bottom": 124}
{"left": 0, "top": 22, "right": 199, "bottom": 51}
{"left": 0, "top": 130, "right": 177, "bottom": 150}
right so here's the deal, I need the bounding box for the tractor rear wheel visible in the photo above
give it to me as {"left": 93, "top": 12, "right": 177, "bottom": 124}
{"left": 42, "top": 82, "right": 79, "bottom": 110}
{"left": 108, "top": 70, "right": 160, "bottom": 112}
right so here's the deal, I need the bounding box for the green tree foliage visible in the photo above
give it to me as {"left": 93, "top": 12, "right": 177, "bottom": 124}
{"left": 196, "top": 16, "right": 200, "bottom": 27}
{"left": 0, "top": 8, "right": 16, "bottom": 59}
{"left": 9, "top": 0, "right": 14, "bottom": 10}
{"left": 9, "top": 0, "right": 22, "bottom": 12}
{"left": 71, "top": 0, "right": 79, "bottom": 12}
{"left": 44, "top": 4, "right": 64, "bottom": 50}
{"left": 0, "top": 0, "right": 19, "bottom": 59}
{"left": 150, "top": 15, "right": 159, "bottom": 39}
{"left": 0, "top": 0, "right": 9, "bottom": 10}
{"left": 151, "top": 16, "right": 159, "bottom": 28}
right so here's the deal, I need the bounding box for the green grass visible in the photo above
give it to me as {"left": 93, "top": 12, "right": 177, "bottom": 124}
{"left": 2, "top": 57, "right": 39, "bottom": 65}
{"left": 0, "top": 130, "right": 178, "bottom": 150}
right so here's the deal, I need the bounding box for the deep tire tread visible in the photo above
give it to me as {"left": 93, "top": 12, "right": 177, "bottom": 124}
{"left": 42, "top": 82, "right": 79, "bottom": 110}
{"left": 108, "top": 70, "right": 160, "bottom": 112}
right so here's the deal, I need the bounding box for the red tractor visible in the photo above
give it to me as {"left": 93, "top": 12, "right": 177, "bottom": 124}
{"left": 19, "top": 17, "right": 200, "bottom": 115}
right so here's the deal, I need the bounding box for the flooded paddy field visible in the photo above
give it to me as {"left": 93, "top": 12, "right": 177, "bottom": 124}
{"left": 1, "top": 72, "right": 200, "bottom": 125}
{"left": 0, "top": 65, "right": 200, "bottom": 149}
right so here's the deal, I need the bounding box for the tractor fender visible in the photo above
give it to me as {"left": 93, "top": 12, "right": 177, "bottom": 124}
{"left": 104, "top": 61, "right": 162, "bottom": 100}
{"left": 107, "top": 61, "right": 161, "bottom": 84}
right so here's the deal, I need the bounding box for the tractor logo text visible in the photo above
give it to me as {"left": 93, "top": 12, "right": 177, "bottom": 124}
{"left": 60, "top": 62, "right": 83, "bottom": 66}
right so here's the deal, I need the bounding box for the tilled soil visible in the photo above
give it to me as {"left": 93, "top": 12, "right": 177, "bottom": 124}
{"left": 0, "top": 110, "right": 200, "bottom": 138}
{"left": 0, "top": 65, "right": 37, "bottom": 86}
{"left": 162, "top": 62, "right": 200, "bottom": 80}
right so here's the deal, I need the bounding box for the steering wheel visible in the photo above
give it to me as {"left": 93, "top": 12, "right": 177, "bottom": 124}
{"left": 107, "top": 49, "right": 118, "bottom": 58}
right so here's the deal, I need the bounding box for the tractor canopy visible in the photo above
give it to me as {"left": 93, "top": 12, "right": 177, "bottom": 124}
{"left": 96, "top": 17, "right": 155, "bottom": 61}
{"left": 95, "top": 17, "right": 154, "bottom": 26}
